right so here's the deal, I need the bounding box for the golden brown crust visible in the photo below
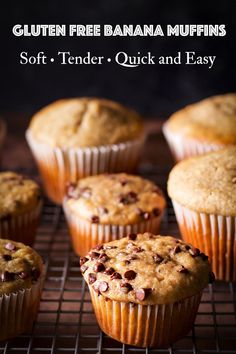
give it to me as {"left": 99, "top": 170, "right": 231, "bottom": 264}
{"left": 64, "top": 173, "right": 166, "bottom": 225}
{"left": 28, "top": 98, "right": 144, "bottom": 148}
{"left": 168, "top": 147, "right": 236, "bottom": 216}
{"left": 0, "top": 239, "right": 43, "bottom": 295}
{"left": 165, "top": 93, "right": 236, "bottom": 144}
{"left": 82, "top": 233, "right": 211, "bottom": 305}
{"left": 0, "top": 172, "right": 42, "bottom": 218}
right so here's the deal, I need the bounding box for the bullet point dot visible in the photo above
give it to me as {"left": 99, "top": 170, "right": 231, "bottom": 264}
{"left": 107, "top": 58, "right": 111, "bottom": 62}
{"left": 50, "top": 58, "right": 54, "bottom": 62}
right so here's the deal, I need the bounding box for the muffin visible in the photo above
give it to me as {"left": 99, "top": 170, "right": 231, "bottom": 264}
{"left": 26, "top": 98, "right": 145, "bottom": 204}
{"left": 163, "top": 93, "right": 236, "bottom": 161}
{"left": 0, "top": 239, "right": 44, "bottom": 341}
{"left": 168, "top": 147, "right": 236, "bottom": 281}
{"left": 63, "top": 173, "right": 166, "bottom": 256}
{"left": 81, "top": 233, "right": 212, "bottom": 348}
{"left": 0, "top": 172, "right": 42, "bottom": 245}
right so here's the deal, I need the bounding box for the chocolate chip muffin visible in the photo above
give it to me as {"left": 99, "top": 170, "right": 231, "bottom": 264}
{"left": 0, "top": 239, "right": 44, "bottom": 341}
{"left": 26, "top": 98, "right": 145, "bottom": 204}
{"left": 163, "top": 93, "right": 236, "bottom": 161}
{"left": 63, "top": 173, "right": 166, "bottom": 256}
{"left": 82, "top": 232, "right": 212, "bottom": 347}
{"left": 168, "top": 147, "right": 236, "bottom": 281}
{"left": 0, "top": 171, "right": 42, "bottom": 245}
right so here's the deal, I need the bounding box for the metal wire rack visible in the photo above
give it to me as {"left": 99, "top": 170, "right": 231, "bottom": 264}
{"left": 0, "top": 165, "right": 235, "bottom": 354}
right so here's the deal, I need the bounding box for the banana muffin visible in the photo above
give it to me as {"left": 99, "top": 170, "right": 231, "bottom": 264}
{"left": 26, "top": 98, "right": 145, "bottom": 204}
{"left": 163, "top": 93, "right": 236, "bottom": 161}
{"left": 63, "top": 173, "right": 166, "bottom": 256}
{"left": 81, "top": 232, "right": 212, "bottom": 347}
{"left": 168, "top": 147, "right": 236, "bottom": 281}
{"left": 0, "top": 171, "right": 42, "bottom": 245}
{"left": 0, "top": 239, "right": 44, "bottom": 341}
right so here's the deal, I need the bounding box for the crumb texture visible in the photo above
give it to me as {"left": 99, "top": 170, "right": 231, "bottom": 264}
{"left": 29, "top": 98, "right": 144, "bottom": 148}
{"left": 82, "top": 233, "right": 211, "bottom": 305}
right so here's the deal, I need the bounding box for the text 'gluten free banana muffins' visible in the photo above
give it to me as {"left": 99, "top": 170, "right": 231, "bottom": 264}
{"left": 0, "top": 239, "right": 44, "bottom": 341}
{"left": 168, "top": 147, "right": 236, "bottom": 281}
{"left": 26, "top": 98, "right": 145, "bottom": 204}
{"left": 163, "top": 93, "right": 236, "bottom": 161}
{"left": 81, "top": 233, "right": 212, "bottom": 348}
{"left": 63, "top": 173, "right": 166, "bottom": 256}
{"left": 0, "top": 172, "right": 42, "bottom": 245}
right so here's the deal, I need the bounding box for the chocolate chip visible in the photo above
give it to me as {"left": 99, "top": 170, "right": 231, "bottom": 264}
{"left": 119, "top": 191, "right": 138, "bottom": 205}
{"left": 128, "top": 233, "right": 137, "bottom": 241}
{"left": 120, "top": 179, "right": 128, "bottom": 186}
{"left": 89, "top": 251, "right": 100, "bottom": 259}
{"left": 104, "top": 267, "right": 115, "bottom": 275}
{"left": 2, "top": 254, "right": 12, "bottom": 261}
{"left": 98, "top": 207, "right": 108, "bottom": 215}
{"left": 1, "top": 271, "right": 15, "bottom": 282}
{"left": 170, "top": 245, "right": 181, "bottom": 256}
{"left": 189, "top": 247, "right": 200, "bottom": 257}
{"left": 90, "top": 215, "right": 100, "bottom": 224}
{"left": 18, "top": 271, "right": 28, "bottom": 279}
{"left": 80, "top": 257, "right": 88, "bottom": 266}
{"left": 135, "top": 288, "right": 152, "bottom": 301}
{"left": 88, "top": 273, "right": 97, "bottom": 284}
{"left": 124, "top": 270, "right": 137, "bottom": 280}
{"left": 200, "top": 252, "right": 208, "bottom": 261}
{"left": 127, "top": 255, "right": 138, "bottom": 261}
{"left": 99, "top": 253, "right": 109, "bottom": 262}
{"left": 93, "top": 263, "right": 105, "bottom": 272}
{"left": 95, "top": 244, "right": 104, "bottom": 251}
{"left": 177, "top": 265, "right": 189, "bottom": 274}
{"left": 136, "top": 208, "right": 150, "bottom": 220}
{"left": 153, "top": 254, "right": 163, "bottom": 263}
{"left": 110, "top": 272, "right": 122, "bottom": 280}
{"left": 5, "top": 242, "right": 16, "bottom": 251}
{"left": 31, "top": 267, "right": 40, "bottom": 281}
{"left": 105, "top": 246, "right": 117, "bottom": 250}
{"left": 80, "top": 265, "right": 88, "bottom": 274}
{"left": 66, "top": 183, "right": 80, "bottom": 199}
{"left": 133, "top": 247, "right": 144, "bottom": 253}
{"left": 120, "top": 282, "right": 133, "bottom": 293}
{"left": 152, "top": 208, "right": 161, "bottom": 217}
{"left": 98, "top": 281, "right": 109, "bottom": 292}
{"left": 209, "top": 272, "right": 215, "bottom": 284}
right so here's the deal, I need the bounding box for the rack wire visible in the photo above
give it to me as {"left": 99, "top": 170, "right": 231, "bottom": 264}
{"left": 0, "top": 165, "right": 235, "bottom": 354}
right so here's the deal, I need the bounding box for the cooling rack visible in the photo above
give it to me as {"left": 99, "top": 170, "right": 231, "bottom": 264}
{"left": 0, "top": 164, "right": 235, "bottom": 354}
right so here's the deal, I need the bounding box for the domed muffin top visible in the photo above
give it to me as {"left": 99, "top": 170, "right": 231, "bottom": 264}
{"left": 64, "top": 173, "right": 166, "bottom": 225}
{"left": 81, "top": 233, "right": 212, "bottom": 305}
{"left": 0, "top": 239, "right": 43, "bottom": 295}
{"left": 168, "top": 147, "right": 236, "bottom": 216}
{"left": 164, "top": 93, "right": 236, "bottom": 144}
{"left": 28, "top": 98, "right": 144, "bottom": 148}
{"left": 0, "top": 172, "right": 41, "bottom": 219}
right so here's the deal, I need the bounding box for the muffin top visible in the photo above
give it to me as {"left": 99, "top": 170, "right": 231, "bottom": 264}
{"left": 168, "top": 147, "right": 236, "bottom": 216}
{"left": 81, "top": 233, "right": 212, "bottom": 305}
{"left": 28, "top": 98, "right": 144, "bottom": 148}
{"left": 164, "top": 93, "right": 236, "bottom": 144}
{"left": 0, "top": 239, "right": 43, "bottom": 295}
{"left": 64, "top": 173, "right": 166, "bottom": 225}
{"left": 0, "top": 172, "right": 41, "bottom": 219}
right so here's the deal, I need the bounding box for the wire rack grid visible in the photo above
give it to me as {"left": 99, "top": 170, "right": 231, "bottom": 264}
{"left": 0, "top": 165, "right": 235, "bottom": 354}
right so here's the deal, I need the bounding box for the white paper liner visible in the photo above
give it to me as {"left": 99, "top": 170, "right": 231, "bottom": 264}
{"left": 162, "top": 123, "right": 225, "bottom": 161}
{"left": 63, "top": 200, "right": 164, "bottom": 256}
{"left": 89, "top": 285, "right": 202, "bottom": 348}
{"left": 26, "top": 130, "right": 146, "bottom": 204}
{"left": 0, "top": 200, "right": 42, "bottom": 246}
{"left": 172, "top": 200, "right": 236, "bottom": 281}
{"left": 0, "top": 273, "right": 44, "bottom": 341}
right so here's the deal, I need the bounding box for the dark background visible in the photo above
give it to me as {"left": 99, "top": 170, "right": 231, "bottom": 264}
{"left": 1, "top": 0, "right": 235, "bottom": 118}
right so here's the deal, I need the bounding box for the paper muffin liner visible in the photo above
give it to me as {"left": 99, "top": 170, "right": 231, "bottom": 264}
{"left": 26, "top": 130, "right": 146, "bottom": 204}
{"left": 172, "top": 200, "right": 236, "bottom": 282}
{"left": 0, "top": 273, "right": 44, "bottom": 341}
{"left": 0, "top": 200, "right": 43, "bottom": 246}
{"left": 63, "top": 200, "right": 164, "bottom": 256}
{"left": 89, "top": 285, "right": 202, "bottom": 348}
{"left": 162, "top": 124, "right": 225, "bottom": 161}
